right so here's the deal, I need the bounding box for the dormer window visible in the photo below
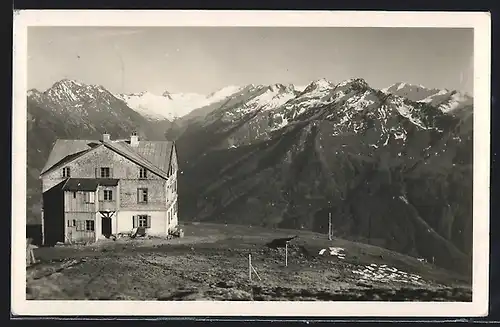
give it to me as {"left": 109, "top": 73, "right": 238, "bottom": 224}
{"left": 62, "top": 167, "right": 71, "bottom": 178}
{"left": 139, "top": 167, "right": 148, "bottom": 179}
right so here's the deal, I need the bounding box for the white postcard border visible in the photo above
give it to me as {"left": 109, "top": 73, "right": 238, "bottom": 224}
{"left": 12, "top": 10, "right": 491, "bottom": 317}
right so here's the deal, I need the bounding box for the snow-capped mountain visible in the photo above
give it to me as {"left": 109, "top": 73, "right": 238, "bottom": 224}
{"left": 116, "top": 85, "right": 245, "bottom": 121}
{"left": 209, "top": 83, "right": 302, "bottom": 123}
{"left": 175, "top": 77, "right": 473, "bottom": 275}
{"left": 382, "top": 82, "right": 473, "bottom": 115}
{"left": 179, "top": 77, "right": 465, "bottom": 155}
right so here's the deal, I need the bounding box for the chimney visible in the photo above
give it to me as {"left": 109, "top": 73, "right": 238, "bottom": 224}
{"left": 130, "top": 131, "right": 139, "bottom": 147}
{"left": 102, "top": 133, "right": 111, "bottom": 142}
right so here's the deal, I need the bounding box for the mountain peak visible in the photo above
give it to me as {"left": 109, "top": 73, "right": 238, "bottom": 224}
{"left": 162, "top": 90, "right": 173, "bottom": 99}
{"left": 268, "top": 83, "right": 288, "bottom": 92}
{"left": 27, "top": 88, "right": 41, "bottom": 96}
{"left": 312, "top": 78, "right": 333, "bottom": 86}
{"left": 302, "top": 78, "right": 334, "bottom": 93}
{"left": 51, "top": 78, "right": 83, "bottom": 89}
{"left": 336, "top": 77, "right": 369, "bottom": 89}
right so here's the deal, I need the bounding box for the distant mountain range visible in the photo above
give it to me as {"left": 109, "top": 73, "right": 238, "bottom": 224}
{"left": 382, "top": 82, "right": 473, "bottom": 115}
{"left": 26, "top": 77, "right": 473, "bottom": 275}
{"left": 115, "top": 85, "right": 246, "bottom": 121}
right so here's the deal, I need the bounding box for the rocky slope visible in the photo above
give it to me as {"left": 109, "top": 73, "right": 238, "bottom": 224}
{"left": 175, "top": 78, "right": 473, "bottom": 275}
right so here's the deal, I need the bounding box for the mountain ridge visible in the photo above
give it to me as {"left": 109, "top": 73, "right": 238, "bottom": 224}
{"left": 170, "top": 77, "right": 473, "bottom": 275}
{"left": 26, "top": 77, "right": 473, "bottom": 275}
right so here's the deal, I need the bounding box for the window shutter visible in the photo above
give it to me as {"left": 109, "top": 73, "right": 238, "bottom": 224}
{"left": 98, "top": 189, "right": 104, "bottom": 201}
{"left": 147, "top": 215, "right": 151, "bottom": 228}
{"left": 137, "top": 189, "right": 140, "bottom": 203}
{"left": 109, "top": 167, "right": 113, "bottom": 178}
{"left": 95, "top": 168, "right": 99, "bottom": 178}
{"left": 132, "top": 215, "right": 137, "bottom": 228}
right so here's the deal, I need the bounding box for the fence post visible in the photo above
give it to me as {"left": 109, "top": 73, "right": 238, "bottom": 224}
{"left": 285, "top": 242, "right": 288, "bottom": 267}
{"left": 249, "top": 254, "right": 252, "bottom": 281}
{"left": 41, "top": 209, "right": 45, "bottom": 246}
{"left": 328, "top": 212, "right": 332, "bottom": 240}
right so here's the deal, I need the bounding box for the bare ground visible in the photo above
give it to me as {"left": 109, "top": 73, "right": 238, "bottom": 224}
{"left": 26, "top": 223, "right": 472, "bottom": 301}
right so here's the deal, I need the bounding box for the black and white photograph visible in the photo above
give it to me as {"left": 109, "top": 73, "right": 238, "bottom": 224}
{"left": 12, "top": 10, "right": 490, "bottom": 317}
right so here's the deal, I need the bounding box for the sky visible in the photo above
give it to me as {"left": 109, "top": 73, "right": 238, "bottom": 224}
{"left": 27, "top": 27, "right": 474, "bottom": 95}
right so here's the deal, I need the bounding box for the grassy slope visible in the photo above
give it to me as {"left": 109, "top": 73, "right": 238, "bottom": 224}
{"left": 27, "top": 223, "right": 471, "bottom": 301}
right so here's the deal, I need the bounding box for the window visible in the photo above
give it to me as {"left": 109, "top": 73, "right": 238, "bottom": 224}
{"left": 85, "top": 220, "right": 95, "bottom": 231}
{"left": 139, "top": 167, "right": 148, "bottom": 179}
{"left": 133, "top": 215, "right": 151, "bottom": 228}
{"left": 84, "top": 192, "right": 95, "bottom": 203}
{"left": 100, "top": 167, "right": 111, "bottom": 178}
{"left": 103, "top": 190, "right": 113, "bottom": 201}
{"left": 76, "top": 220, "right": 85, "bottom": 231}
{"left": 75, "top": 220, "right": 91, "bottom": 231}
{"left": 67, "top": 219, "right": 76, "bottom": 227}
{"left": 62, "top": 167, "right": 71, "bottom": 178}
{"left": 137, "top": 188, "right": 148, "bottom": 203}
{"left": 73, "top": 192, "right": 77, "bottom": 199}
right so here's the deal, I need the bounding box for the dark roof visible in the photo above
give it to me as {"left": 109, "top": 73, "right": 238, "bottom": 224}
{"left": 40, "top": 139, "right": 174, "bottom": 180}
{"left": 62, "top": 178, "right": 120, "bottom": 191}
{"left": 102, "top": 141, "right": 172, "bottom": 179}
{"left": 41, "top": 140, "right": 100, "bottom": 175}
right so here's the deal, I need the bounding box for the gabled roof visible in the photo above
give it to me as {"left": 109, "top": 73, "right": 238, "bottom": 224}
{"left": 40, "top": 138, "right": 174, "bottom": 180}
{"left": 40, "top": 140, "right": 101, "bottom": 175}
{"left": 102, "top": 141, "right": 172, "bottom": 179}
{"left": 62, "top": 178, "right": 120, "bottom": 191}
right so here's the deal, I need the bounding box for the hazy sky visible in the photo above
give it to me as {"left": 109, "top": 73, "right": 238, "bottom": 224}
{"left": 28, "top": 27, "right": 474, "bottom": 95}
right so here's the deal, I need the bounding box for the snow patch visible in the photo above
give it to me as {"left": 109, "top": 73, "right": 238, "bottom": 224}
{"left": 318, "top": 247, "right": 346, "bottom": 259}
{"left": 352, "top": 264, "right": 424, "bottom": 285}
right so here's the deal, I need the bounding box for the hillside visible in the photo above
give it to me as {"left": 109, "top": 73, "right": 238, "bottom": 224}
{"left": 175, "top": 78, "right": 473, "bottom": 275}
{"left": 27, "top": 223, "right": 471, "bottom": 301}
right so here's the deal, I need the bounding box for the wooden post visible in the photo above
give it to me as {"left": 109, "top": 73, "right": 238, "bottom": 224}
{"left": 328, "top": 212, "right": 332, "bottom": 241}
{"left": 285, "top": 242, "right": 288, "bottom": 267}
{"left": 26, "top": 238, "right": 36, "bottom": 266}
{"left": 41, "top": 209, "right": 45, "bottom": 246}
{"left": 249, "top": 254, "right": 252, "bottom": 281}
